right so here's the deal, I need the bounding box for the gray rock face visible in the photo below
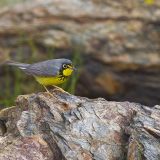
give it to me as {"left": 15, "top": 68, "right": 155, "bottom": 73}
{"left": 0, "top": 91, "right": 159, "bottom": 160}
{"left": 0, "top": 0, "right": 160, "bottom": 106}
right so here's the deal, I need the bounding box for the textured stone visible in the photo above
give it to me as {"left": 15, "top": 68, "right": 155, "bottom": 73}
{"left": 0, "top": 0, "right": 160, "bottom": 106}
{"left": 0, "top": 91, "right": 159, "bottom": 159}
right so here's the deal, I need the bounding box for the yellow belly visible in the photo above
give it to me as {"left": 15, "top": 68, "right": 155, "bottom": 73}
{"left": 35, "top": 76, "right": 67, "bottom": 86}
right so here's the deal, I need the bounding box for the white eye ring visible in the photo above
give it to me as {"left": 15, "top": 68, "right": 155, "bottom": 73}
{"left": 63, "top": 64, "right": 67, "bottom": 68}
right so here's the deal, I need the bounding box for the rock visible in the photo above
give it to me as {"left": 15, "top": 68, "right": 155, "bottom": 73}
{"left": 127, "top": 105, "right": 160, "bottom": 160}
{"left": 0, "top": 0, "right": 160, "bottom": 106}
{"left": 0, "top": 135, "right": 54, "bottom": 160}
{"left": 0, "top": 91, "right": 159, "bottom": 160}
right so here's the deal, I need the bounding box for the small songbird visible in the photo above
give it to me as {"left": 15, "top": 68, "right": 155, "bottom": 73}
{"left": 6, "top": 58, "right": 76, "bottom": 93}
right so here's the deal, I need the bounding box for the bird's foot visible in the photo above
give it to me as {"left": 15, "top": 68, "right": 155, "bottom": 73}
{"left": 43, "top": 85, "right": 55, "bottom": 97}
{"left": 52, "top": 85, "right": 69, "bottom": 94}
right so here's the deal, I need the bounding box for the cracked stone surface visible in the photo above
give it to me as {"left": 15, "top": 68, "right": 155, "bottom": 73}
{"left": 0, "top": 90, "right": 159, "bottom": 160}
{"left": 0, "top": 0, "right": 160, "bottom": 106}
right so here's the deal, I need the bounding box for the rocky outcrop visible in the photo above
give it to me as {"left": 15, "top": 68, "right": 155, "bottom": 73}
{"left": 0, "top": 0, "right": 160, "bottom": 106}
{"left": 0, "top": 90, "right": 160, "bottom": 160}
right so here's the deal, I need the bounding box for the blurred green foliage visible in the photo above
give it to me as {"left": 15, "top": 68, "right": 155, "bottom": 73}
{"left": 61, "top": 48, "right": 82, "bottom": 94}
{"left": 0, "top": 0, "right": 25, "bottom": 7}
{"left": 0, "top": 37, "right": 82, "bottom": 107}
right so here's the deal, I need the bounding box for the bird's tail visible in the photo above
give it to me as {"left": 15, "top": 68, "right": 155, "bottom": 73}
{"left": 5, "top": 61, "right": 29, "bottom": 70}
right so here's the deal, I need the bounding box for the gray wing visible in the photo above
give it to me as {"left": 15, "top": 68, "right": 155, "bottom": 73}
{"left": 25, "top": 60, "right": 62, "bottom": 77}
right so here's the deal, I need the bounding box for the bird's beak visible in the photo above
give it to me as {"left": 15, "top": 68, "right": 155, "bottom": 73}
{"left": 72, "top": 67, "right": 77, "bottom": 71}
{"left": 69, "top": 66, "right": 77, "bottom": 72}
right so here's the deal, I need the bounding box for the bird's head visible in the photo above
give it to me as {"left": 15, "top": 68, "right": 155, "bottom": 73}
{"left": 60, "top": 59, "right": 76, "bottom": 77}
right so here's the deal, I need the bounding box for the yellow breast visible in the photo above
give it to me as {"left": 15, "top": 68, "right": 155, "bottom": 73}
{"left": 35, "top": 68, "right": 73, "bottom": 86}
{"left": 35, "top": 76, "right": 67, "bottom": 86}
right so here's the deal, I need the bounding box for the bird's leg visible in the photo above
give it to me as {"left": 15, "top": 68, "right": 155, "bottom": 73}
{"left": 52, "top": 85, "right": 69, "bottom": 94}
{"left": 43, "top": 85, "right": 54, "bottom": 97}
{"left": 43, "top": 85, "right": 50, "bottom": 93}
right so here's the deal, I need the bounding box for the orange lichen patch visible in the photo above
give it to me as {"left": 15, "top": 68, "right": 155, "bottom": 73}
{"left": 31, "top": 135, "right": 48, "bottom": 146}
{"left": 113, "top": 131, "right": 122, "bottom": 144}
{"left": 96, "top": 73, "right": 123, "bottom": 95}
{"left": 60, "top": 102, "right": 71, "bottom": 111}
{"left": 127, "top": 138, "right": 143, "bottom": 160}
{"left": 81, "top": 151, "right": 92, "bottom": 160}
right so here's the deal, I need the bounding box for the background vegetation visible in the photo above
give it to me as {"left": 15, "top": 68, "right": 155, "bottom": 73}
{"left": 0, "top": 36, "right": 82, "bottom": 106}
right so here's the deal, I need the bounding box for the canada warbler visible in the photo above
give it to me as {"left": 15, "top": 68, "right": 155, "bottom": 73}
{"left": 6, "top": 58, "right": 76, "bottom": 93}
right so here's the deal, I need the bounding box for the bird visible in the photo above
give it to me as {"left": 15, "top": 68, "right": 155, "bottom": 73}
{"left": 6, "top": 58, "right": 76, "bottom": 94}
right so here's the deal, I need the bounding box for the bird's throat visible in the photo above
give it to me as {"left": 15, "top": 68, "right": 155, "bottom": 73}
{"left": 62, "top": 68, "right": 73, "bottom": 76}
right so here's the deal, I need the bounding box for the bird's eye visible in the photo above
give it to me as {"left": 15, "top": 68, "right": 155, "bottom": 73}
{"left": 63, "top": 64, "right": 67, "bottom": 68}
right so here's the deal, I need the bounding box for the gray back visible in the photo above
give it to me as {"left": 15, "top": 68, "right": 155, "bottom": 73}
{"left": 25, "top": 59, "right": 72, "bottom": 77}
